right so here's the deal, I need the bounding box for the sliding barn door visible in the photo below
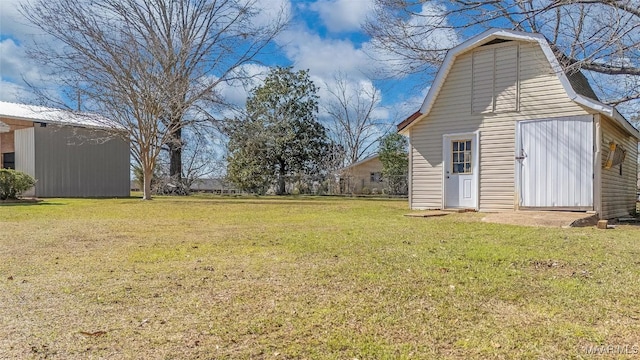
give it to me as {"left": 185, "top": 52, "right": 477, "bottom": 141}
{"left": 517, "top": 117, "right": 593, "bottom": 209}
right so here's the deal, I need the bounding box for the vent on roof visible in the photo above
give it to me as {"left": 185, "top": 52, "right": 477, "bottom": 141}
{"left": 481, "top": 39, "right": 512, "bottom": 46}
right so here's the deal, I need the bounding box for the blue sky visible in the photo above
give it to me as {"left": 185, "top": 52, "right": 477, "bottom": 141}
{"left": 2, "top": 0, "right": 639, "bottom": 126}
{"left": 0, "top": 0, "right": 445, "bottom": 129}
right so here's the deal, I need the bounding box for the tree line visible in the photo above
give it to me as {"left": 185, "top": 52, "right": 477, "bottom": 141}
{"left": 17, "top": 0, "right": 638, "bottom": 198}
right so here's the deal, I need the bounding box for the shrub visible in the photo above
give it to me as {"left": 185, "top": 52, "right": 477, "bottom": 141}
{"left": 361, "top": 186, "right": 371, "bottom": 195}
{"left": 0, "top": 169, "right": 37, "bottom": 200}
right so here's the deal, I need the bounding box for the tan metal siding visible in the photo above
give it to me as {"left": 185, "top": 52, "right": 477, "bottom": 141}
{"left": 410, "top": 41, "right": 591, "bottom": 211}
{"left": 599, "top": 116, "right": 638, "bottom": 219}
{"left": 14, "top": 127, "right": 36, "bottom": 197}
{"left": 34, "top": 125, "right": 130, "bottom": 197}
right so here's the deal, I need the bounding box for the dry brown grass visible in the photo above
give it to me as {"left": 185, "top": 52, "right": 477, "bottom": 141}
{"left": 1, "top": 196, "right": 640, "bottom": 359}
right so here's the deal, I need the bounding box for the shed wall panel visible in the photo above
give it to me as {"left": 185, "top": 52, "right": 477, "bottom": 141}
{"left": 600, "top": 116, "right": 638, "bottom": 219}
{"left": 14, "top": 127, "right": 35, "bottom": 197}
{"left": 34, "top": 125, "right": 130, "bottom": 197}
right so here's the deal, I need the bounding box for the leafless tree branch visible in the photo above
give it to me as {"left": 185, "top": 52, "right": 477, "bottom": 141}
{"left": 20, "top": 0, "right": 288, "bottom": 199}
{"left": 365, "top": 0, "right": 640, "bottom": 109}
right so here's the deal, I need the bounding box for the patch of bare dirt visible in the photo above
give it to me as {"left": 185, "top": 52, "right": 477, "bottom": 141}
{"left": 481, "top": 211, "right": 597, "bottom": 228}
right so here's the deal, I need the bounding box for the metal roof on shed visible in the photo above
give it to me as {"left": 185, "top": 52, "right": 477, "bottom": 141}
{"left": 0, "top": 101, "right": 118, "bottom": 130}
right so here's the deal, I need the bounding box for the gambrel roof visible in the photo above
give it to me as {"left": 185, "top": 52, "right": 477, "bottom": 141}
{"left": 398, "top": 28, "right": 640, "bottom": 139}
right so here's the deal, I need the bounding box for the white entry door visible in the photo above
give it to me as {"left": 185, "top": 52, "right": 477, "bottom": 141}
{"left": 443, "top": 133, "right": 478, "bottom": 209}
{"left": 517, "top": 117, "right": 593, "bottom": 208}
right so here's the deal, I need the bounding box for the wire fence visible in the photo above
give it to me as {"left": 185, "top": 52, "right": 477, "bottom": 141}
{"left": 133, "top": 174, "right": 408, "bottom": 197}
{"left": 334, "top": 175, "right": 408, "bottom": 196}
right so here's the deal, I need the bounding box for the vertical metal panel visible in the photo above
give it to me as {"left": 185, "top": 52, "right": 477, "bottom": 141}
{"left": 34, "top": 125, "right": 130, "bottom": 197}
{"left": 14, "top": 127, "right": 36, "bottom": 197}
{"left": 518, "top": 116, "right": 593, "bottom": 207}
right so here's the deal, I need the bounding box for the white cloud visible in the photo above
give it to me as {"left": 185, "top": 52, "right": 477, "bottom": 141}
{"left": 0, "top": 0, "right": 36, "bottom": 40}
{"left": 277, "top": 26, "right": 376, "bottom": 80}
{"left": 274, "top": 6, "right": 419, "bottom": 129}
{"left": 248, "top": 0, "right": 292, "bottom": 28}
{"left": 363, "top": 2, "right": 459, "bottom": 78}
{"left": 218, "top": 63, "right": 271, "bottom": 107}
{"left": 1, "top": 0, "right": 63, "bottom": 104}
{"left": 278, "top": 2, "right": 458, "bottom": 84}
{"left": 397, "top": 89, "right": 429, "bottom": 118}
{"left": 0, "top": 79, "right": 35, "bottom": 103}
{"left": 309, "top": 0, "right": 374, "bottom": 33}
{"left": 275, "top": 25, "right": 393, "bottom": 126}
{"left": 0, "top": 38, "right": 52, "bottom": 103}
{"left": 0, "top": 39, "right": 36, "bottom": 83}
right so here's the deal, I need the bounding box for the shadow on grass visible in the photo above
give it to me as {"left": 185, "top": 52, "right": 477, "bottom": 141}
{"left": 616, "top": 219, "right": 640, "bottom": 228}
{"left": 157, "top": 194, "right": 408, "bottom": 206}
{"left": 0, "top": 201, "right": 65, "bottom": 207}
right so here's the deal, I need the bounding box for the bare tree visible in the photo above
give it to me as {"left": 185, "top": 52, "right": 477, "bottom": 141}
{"left": 20, "top": 0, "right": 288, "bottom": 199}
{"left": 323, "top": 74, "right": 387, "bottom": 166}
{"left": 179, "top": 126, "right": 224, "bottom": 191}
{"left": 365, "top": 0, "right": 640, "bottom": 110}
{"left": 151, "top": 124, "right": 223, "bottom": 194}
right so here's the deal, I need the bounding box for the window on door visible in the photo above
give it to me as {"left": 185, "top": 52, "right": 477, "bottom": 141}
{"left": 451, "top": 140, "right": 472, "bottom": 174}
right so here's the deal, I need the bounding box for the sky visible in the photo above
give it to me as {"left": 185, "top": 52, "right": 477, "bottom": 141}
{"left": 2, "top": 0, "right": 639, "bottom": 127}
{"left": 0, "top": 0, "right": 445, "bottom": 133}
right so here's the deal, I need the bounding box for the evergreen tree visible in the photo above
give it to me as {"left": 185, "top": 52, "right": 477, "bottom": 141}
{"left": 226, "top": 67, "right": 330, "bottom": 194}
{"left": 379, "top": 133, "right": 408, "bottom": 195}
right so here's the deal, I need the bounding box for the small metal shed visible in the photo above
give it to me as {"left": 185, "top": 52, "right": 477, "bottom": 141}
{"left": 0, "top": 101, "right": 130, "bottom": 197}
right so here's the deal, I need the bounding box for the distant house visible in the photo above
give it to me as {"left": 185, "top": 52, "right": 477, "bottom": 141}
{"left": 131, "top": 178, "right": 239, "bottom": 194}
{"left": 0, "top": 101, "right": 130, "bottom": 197}
{"left": 189, "top": 178, "right": 239, "bottom": 194}
{"left": 398, "top": 29, "right": 639, "bottom": 219}
{"left": 339, "top": 155, "right": 384, "bottom": 194}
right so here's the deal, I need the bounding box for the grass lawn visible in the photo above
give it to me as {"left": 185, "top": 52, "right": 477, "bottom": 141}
{"left": 1, "top": 196, "right": 639, "bottom": 359}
